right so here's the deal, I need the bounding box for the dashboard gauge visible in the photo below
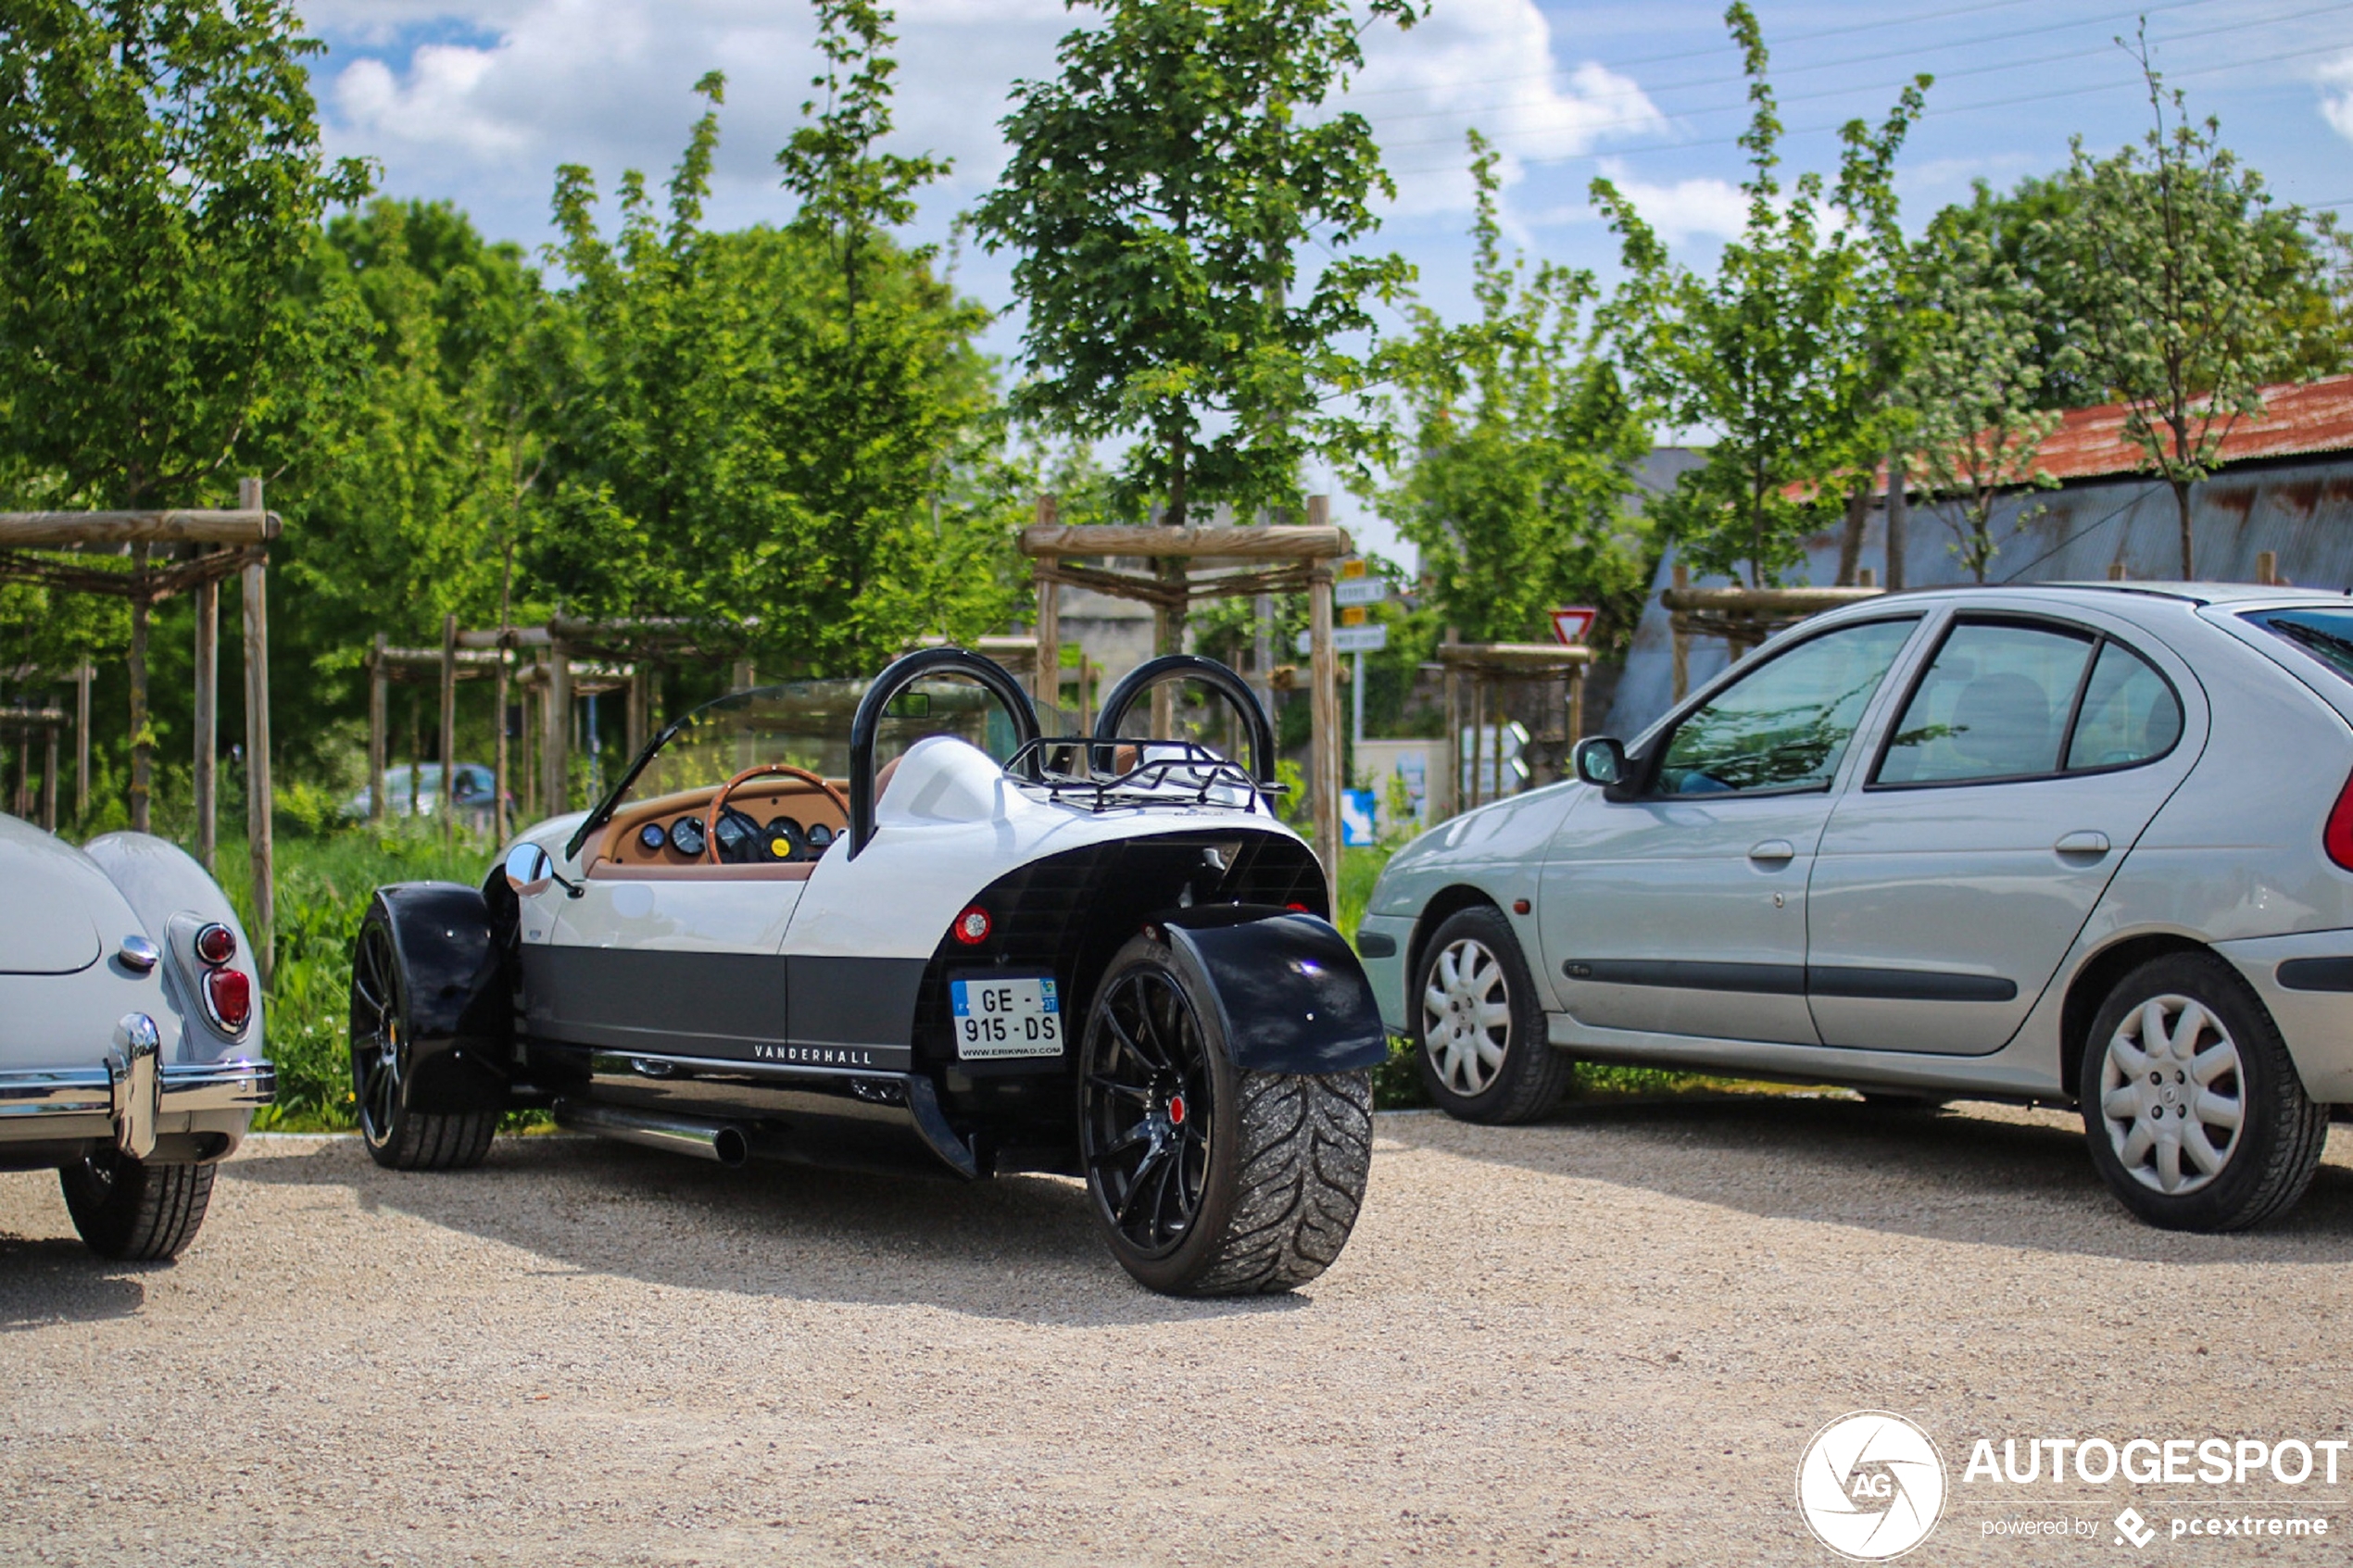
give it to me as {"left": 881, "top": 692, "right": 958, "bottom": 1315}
{"left": 763, "top": 816, "right": 806, "bottom": 862}
{"left": 806, "top": 822, "right": 835, "bottom": 850}
{"left": 668, "top": 814, "right": 707, "bottom": 859}
{"left": 711, "top": 811, "right": 752, "bottom": 858}
{"left": 636, "top": 821, "right": 669, "bottom": 855}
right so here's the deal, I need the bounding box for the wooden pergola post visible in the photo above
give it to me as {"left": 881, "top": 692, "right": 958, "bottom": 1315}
{"left": 1658, "top": 577, "right": 1887, "bottom": 709}
{"left": 194, "top": 573, "right": 219, "bottom": 870}
{"left": 127, "top": 553, "right": 150, "bottom": 834}
{"left": 74, "top": 663, "right": 90, "bottom": 823}
{"left": 42, "top": 721, "right": 57, "bottom": 833}
{"left": 1016, "top": 500, "right": 1352, "bottom": 915}
{"left": 1304, "top": 496, "right": 1340, "bottom": 896}
{"left": 543, "top": 645, "right": 572, "bottom": 819}
{"left": 1440, "top": 644, "right": 1461, "bottom": 824}
{"left": 493, "top": 642, "right": 512, "bottom": 842}
{"left": 1031, "top": 495, "right": 1061, "bottom": 714}
{"left": 238, "top": 478, "right": 273, "bottom": 987}
{"left": 367, "top": 634, "right": 388, "bottom": 824}
{"left": 439, "top": 612, "right": 459, "bottom": 843}
{"left": 1432, "top": 643, "right": 1597, "bottom": 819}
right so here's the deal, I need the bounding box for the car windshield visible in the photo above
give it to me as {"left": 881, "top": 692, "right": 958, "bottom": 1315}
{"left": 2247, "top": 608, "right": 2353, "bottom": 685}
{"left": 607, "top": 675, "right": 1035, "bottom": 814}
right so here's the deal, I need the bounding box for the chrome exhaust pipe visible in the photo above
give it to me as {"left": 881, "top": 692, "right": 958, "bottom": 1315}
{"left": 554, "top": 1101, "right": 749, "bottom": 1168}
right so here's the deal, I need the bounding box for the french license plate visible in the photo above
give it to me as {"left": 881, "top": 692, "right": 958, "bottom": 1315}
{"left": 950, "top": 975, "right": 1063, "bottom": 1060}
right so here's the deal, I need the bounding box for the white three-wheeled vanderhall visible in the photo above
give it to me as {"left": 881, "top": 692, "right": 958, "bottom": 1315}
{"left": 349, "top": 650, "right": 1385, "bottom": 1295}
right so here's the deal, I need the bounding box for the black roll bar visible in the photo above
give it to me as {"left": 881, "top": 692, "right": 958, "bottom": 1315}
{"left": 1091, "top": 654, "right": 1277, "bottom": 784}
{"left": 848, "top": 646, "right": 1041, "bottom": 859}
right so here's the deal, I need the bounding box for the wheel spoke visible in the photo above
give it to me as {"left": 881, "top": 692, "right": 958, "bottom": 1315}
{"left": 2107, "top": 1033, "right": 2152, "bottom": 1079}
{"left": 2190, "top": 1041, "right": 2237, "bottom": 1087}
{"left": 2182, "top": 1117, "right": 2228, "bottom": 1176}
{"left": 1088, "top": 1073, "right": 1153, "bottom": 1104}
{"left": 1477, "top": 1002, "right": 1511, "bottom": 1031}
{"left": 2119, "top": 1120, "right": 2155, "bottom": 1167}
{"left": 1116, "top": 1146, "right": 1170, "bottom": 1225}
{"left": 2135, "top": 999, "right": 2172, "bottom": 1058}
{"left": 2166, "top": 1000, "right": 2209, "bottom": 1060}
{"left": 1472, "top": 1036, "right": 1504, "bottom": 1070}
{"left": 2155, "top": 1129, "right": 2184, "bottom": 1193}
{"left": 2193, "top": 1090, "right": 2242, "bottom": 1134}
{"left": 1423, "top": 985, "right": 1450, "bottom": 1019}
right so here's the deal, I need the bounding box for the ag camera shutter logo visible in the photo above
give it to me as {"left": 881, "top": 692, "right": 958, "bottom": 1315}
{"left": 1796, "top": 1411, "right": 1947, "bottom": 1560}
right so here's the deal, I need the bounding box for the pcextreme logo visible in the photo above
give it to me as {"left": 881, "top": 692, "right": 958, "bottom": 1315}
{"left": 1796, "top": 1411, "right": 1948, "bottom": 1561}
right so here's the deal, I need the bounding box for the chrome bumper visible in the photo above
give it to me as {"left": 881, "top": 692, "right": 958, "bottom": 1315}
{"left": 0, "top": 1014, "right": 273, "bottom": 1158}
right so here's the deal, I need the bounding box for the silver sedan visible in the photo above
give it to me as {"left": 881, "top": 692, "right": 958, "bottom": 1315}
{"left": 1359, "top": 583, "right": 2353, "bottom": 1232}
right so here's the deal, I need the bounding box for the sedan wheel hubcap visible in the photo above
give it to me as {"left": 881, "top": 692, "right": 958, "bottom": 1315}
{"left": 2098, "top": 992, "right": 2244, "bottom": 1197}
{"left": 1422, "top": 937, "right": 1511, "bottom": 1098}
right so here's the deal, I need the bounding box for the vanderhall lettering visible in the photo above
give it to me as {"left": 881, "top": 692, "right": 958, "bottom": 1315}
{"left": 755, "top": 1044, "right": 879, "bottom": 1067}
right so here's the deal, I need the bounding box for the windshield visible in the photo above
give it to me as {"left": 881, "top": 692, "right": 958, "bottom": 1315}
{"left": 610, "top": 675, "right": 1036, "bottom": 814}
{"left": 2246, "top": 608, "right": 2353, "bottom": 686}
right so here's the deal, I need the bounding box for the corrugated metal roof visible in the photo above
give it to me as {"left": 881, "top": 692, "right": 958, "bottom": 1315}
{"left": 2033, "top": 374, "right": 2353, "bottom": 482}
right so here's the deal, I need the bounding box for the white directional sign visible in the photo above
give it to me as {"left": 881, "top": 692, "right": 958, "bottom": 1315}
{"left": 1334, "top": 578, "right": 1388, "bottom": 607}
{"left": 1295, "top": 624, "right": 1390, "bottom": 655}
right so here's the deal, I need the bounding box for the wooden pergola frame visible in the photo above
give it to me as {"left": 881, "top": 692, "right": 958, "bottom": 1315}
{"left": 1661, "top": 562, "right": 1887, "bottom": 701}
{"left": 1019, "top": 494, "right": 1352, "bottom": 909}
{"left": 367, "top": 623, "right": 643, "bottom": 841}
{"left": 0, "top": 705, "right": 65, "bottom": 832}
{"left": 1434, "top": 641, "right": 1596, "bottom": 821}
{"left": 0, "top": 482, "right": 277, "bottom": 982}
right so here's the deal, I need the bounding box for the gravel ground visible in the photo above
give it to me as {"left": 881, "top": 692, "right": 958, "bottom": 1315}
{"left": 6, "top": 1099, "right": 2353, "bottom": 1566}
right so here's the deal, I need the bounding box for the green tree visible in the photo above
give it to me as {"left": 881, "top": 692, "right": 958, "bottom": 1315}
{"left": 1904, "top": 220, "right": 2059, "bottom": 582}
{"left": 535, "top": 66, "right": 1014, "bottom": 676}
{"left": 2040, "top": 39, "right": 2323, "bottom": 577}
{"left": 1371, "top": 135, "right": 1649, "bottom": 651}
{"left": 975, "top": 0, "right": 1421, "bottom": 653}
{"left": 0, "top": 0, "right": 371, "bottom": 508}
{"left": 283, "top": 200, "right": 551, "bottom": 650}
{"left": 1592, "top": 2, "right": 1925, "bottom": 588}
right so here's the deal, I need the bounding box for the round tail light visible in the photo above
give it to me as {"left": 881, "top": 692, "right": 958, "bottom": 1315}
{"left": 952, "top": 906, "right": 992, "bottom": 946}
{"left": 194, "top": 922, "right": 237, "bottom": 966}
{"left": 204, "top": 965, "right": 253, "bottom": 1034}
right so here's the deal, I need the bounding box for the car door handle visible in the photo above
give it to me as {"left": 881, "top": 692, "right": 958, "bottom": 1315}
{"left": 1748, "top": 839, "right": 1796, "bottom": 862}
{"left": 2055, "top": 830, "right": 2110, "bottom": 856}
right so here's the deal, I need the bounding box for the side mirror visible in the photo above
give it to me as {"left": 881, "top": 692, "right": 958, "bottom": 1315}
{"left": 1574, "top": 737, "right": 1629, "bottom": 788}
{"left": 504, "top": 842, "right": 555, "bottom": 895}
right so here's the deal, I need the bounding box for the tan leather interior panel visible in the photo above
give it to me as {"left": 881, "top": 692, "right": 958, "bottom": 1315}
{"left": 597, "top": 779, "right": 850, "bottom": 868}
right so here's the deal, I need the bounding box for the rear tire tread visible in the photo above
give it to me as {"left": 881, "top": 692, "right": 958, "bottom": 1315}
{"left": 374, "top": 1108, "right": 497, "bottom": 1173}
{"left": 1188, "top": 1068, "right": 1374, "bottom": 1296}
{"left": 60, "top": 1158, "right": 216, "bottom": 1261}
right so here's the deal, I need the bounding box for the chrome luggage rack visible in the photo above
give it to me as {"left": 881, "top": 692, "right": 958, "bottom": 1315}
{"left": 1003, "top": 736, "right": 1283, "bottom": 814}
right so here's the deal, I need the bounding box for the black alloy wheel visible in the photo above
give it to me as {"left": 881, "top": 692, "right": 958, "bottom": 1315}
{"left": 348, "top": 908, "right": 496, "bottom": 1172}
{"left": 1081, "top": 962, "right": 1214, "bottom": 1260}
{"left": 1078, "top": 933, "right": 1375, "bottom": 1297}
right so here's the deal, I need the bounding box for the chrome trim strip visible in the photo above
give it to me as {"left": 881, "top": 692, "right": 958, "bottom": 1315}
{"left": 0, "top": 1055, "right": 274, "bottom": 1136}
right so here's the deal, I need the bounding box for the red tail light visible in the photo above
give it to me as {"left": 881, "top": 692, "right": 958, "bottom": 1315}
{"left": 952, "top": 906, "right": 992, "bottom": 946}
{"left": 204, "top": 966, "right": 252, "bottom": 1033}
{"left": 2329, "top": 771, "right": 2353, "bottom": 871}
{"left": 194, "top": 922, "right": 236, "bottom": 966}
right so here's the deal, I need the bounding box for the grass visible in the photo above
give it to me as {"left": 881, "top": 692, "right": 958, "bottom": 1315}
{"left": 195, "top": 822, "right": 1751, "bottom": 1132}
{"left": 213, "top": 823, "right": 495, "bottom": 1132}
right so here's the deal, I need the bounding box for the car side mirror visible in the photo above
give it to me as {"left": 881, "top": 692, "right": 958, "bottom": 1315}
{"left": 504, "top": 842, "right": 554, "bottom": 895}
{"left": 1574, "top": 737, "right": 1628, "bottom": 788}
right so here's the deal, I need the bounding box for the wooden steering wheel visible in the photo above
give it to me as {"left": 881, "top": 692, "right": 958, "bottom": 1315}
{"left": 704, "top": 764, "right": 852, "bottom": 865}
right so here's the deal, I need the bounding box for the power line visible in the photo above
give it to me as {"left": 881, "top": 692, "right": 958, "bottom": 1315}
{"left": 1383, "top": 31, "right": 2353, "bottom": 178}
{"left": 1342, "top": 0, "right": 2218, "bottom": 106}
{"left": 1370, "top": 0, "right": 2348, "bottom": 157}
{"left": 1363, "top": 0, "right": 2225, "bottom": 132}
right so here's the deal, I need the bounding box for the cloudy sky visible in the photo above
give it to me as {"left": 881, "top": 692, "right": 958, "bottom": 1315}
{"left": 304, "top": 0, "right": 2353, "bottom": 558}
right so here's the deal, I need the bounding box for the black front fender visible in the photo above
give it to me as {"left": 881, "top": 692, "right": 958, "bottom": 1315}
{"left": 371, "top": 882, "right": 513, "bottom": 1113}
{"left": 1163, "top": 908, "right": 1387, "bottom": 1075}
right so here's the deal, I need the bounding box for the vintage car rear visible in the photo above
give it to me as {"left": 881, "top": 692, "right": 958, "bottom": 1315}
{"left": 0, "top": 818, "right": 273, "bottom": 1258}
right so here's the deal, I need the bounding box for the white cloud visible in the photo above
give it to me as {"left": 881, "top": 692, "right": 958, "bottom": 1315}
{"left": 2320, "top": 49, "right": 2353, "bottom": 143}
{"left": 1346, "top": 0, "right": 1665, "bottom": 216}
{"left": 1584, "top": 160, "right": 1749, "bottom": 245}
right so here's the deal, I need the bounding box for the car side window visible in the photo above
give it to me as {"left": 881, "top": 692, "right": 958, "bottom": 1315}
{"left": 1877, "top": 621, "right": 2094, "bottom": 785}
{"left": 2065, "top": 640, "right": 2183, "bottom": 771}
{"left": 1655, "top": 619, "right": 1919, "bottom": 796}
